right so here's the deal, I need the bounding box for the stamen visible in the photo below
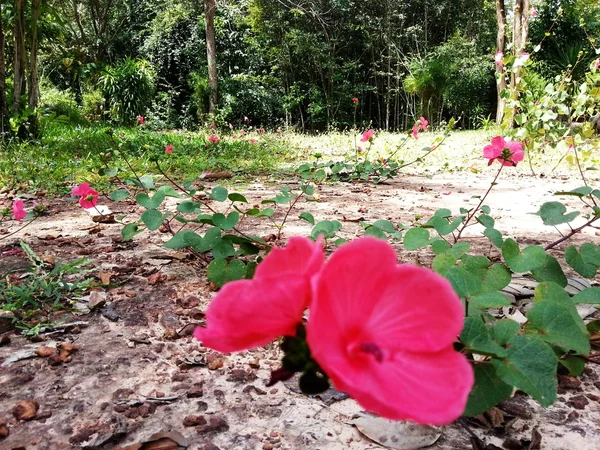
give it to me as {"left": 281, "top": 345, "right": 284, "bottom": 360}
{"left": 359, "top": 342, "right": 384, "bottom": 363}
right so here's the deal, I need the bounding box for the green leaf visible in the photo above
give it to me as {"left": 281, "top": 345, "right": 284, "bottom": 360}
{"left": 207, "top": 259, "right": 247, "bottom": 287}
{"left": 301, "top": 185, "right": 315, "bottom": 196}
{"left": 536, "top": 202, "right": 579, "bottom": 226}
{"left": 531, "top": 254, "right": 567, "bottom": 287}
{"left": 477, "top": 214, "right": 495, "bottom": 228}
{"left": 311, "top": 220, "right": 342, "bottom": 239}
{"left": 141, "top": 209, "right": 166, "bottom": 231}
{"left": 157, "top": 185, "right": 181, "bottom": 198}
{"left": 373, "top": 219, "right": 396, "bottom": 233}
{"left": 228, "top": 193, "right": 248, "bottom": 203}
{"left": 481, "top": 264, "right": 512, "bottom": 292}
{"left": 177, "top": 201, "right": 202, "bottom": 214}
{"left": 470, "top": 292, "right": 511, "bottom": 309}
{"left": 364, "top": 226, "right": 387, "bottom": 239}
{"left": 491, "top": 320, "right": 521, "bottom": 346}
{"left": 136, "top": 190, "right": 166, "bottom": 209}
{"left": 139, "top": 174, "right": 155, "bottom": 190}
{"left": 460, "top": 317, "right": 506, "bottom": 356}
{"left": 122, "top": 223, "right": 141, "bottom": 241}
{"left": 463, "top": 364, "right": 513, "bottom": 417}
{"left": 565, "top": 243, "right": 600, "bottom": 278}
{"left": 299, "top": 212, "right": 315, "bottom": 225}
{"left": 257, "top": 208, "right": 275, "bottom": 218}
{"left": 432, "top": 253, "right": 457, "bottom": 275}
{"left": 481, "top": 205, "right": 491, "bottom": 214}
{"left": 210, "top": 186, "right": 228, "bottom": 201}
{"left": 445, "top": 266, "right": 482, "bottom": 297}
{"left": 484, "top": 228, "right": 504, "bottom": 247}
{"left": 431, "top": 240, "right": 450, "bottom": 255}
{"left": 109, "top": 189, "right": 130, "bottom": 202}
{"left": 492, "top": 336, "right": 557, "bottom": 406}
{"left": 572, "top": 287, "right": 600, "bottom": 304}
{"left": 212, "top": 238, "right": 236, "bottom": 259}
{"left": 164, "top": 230, "right": 196, "bottom": 249}
{"left": 502, "top": 239, "right": 546, "bottom": 273}
{"left": 558, "top": 355, "right": 586, "bottom": 377}
{"left": 555, "top": 186, "right": 593, "bottom": 197}
{"left": 434, "top": 208, "right": 452, "bottom": 217}
{"left": 448, "top": 242, "right": 471, "bottom": 258}
{"left": 430, "top": 216, "right": 462, "bottom": 236}
{"left": 213, "top": 211, "right": 240, "bottom": 230}
{"left": 403, "top": 227, "right": 430, "bottom": 250}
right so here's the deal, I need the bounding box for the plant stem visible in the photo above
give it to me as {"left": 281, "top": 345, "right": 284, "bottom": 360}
{"left": 545, "top": 215, "right": 600, "bottom": 250}
{"left": 0, "top": 215, "right": 39, "bottom": 241}
{"left": 454, "top": 165, "right": 504, "bottom": 243}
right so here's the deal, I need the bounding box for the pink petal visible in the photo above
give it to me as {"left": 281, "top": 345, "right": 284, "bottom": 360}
{"left": 412, "top": 125, "right": 418, "bottom": 139}
{"left": 79, "top": 189, "right": 99, "bottom": 208}
{"left": 506, "top": 141, "right": 524, "bottom": 163}
{"left": 490, "top": 136, "right": 506, "bottom": 151}
{"left": 194, "top": 276, "right": 309, "bottom": 352}
{"left": 71, "top": 182, "right": 91, "bottom": 197}
{"left": 483, "top": 144, "right": 501, "bottom": 160}
{"left": 254, "top": 236, "right": 324, "bottom": 283}
{"left": 326, "top": 347, "right": 473, "bottom": 425}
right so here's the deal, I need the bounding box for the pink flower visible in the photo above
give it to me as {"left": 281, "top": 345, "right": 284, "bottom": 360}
{"left": 412, "top": 125, "right": 419, "bottom": 139}
{"left": 137, "top": 115, "right": 145, "bottom": 125}
{"left": 307, "top": 238, "right": 473, "bottom": 425}
{"left": 412, "top": 117, "right": 428, "bottom": 139}
{"left": 495, "top": 51, "right": 504, "bottom": 68}
{"left": 208, "top": 135, "right": 220, "bottom": 144}
{"left": 595, "top": 59, "right": 600, "bottom": 70}
{"left": 71, "top": 183, "right": 99, "bottom": 208}
{"left": 352, "top": 97, "right": 359, "bottom": 104}
{"left": 194, "top": 237, "right": 324, "bottom": 352}
{"left": 360, "top": 129, "right": 375, "bottom": 143}
{"left": 483, "top": 136, "right": 525, "bottom": 166}
{"left": 250, "top": 138, "right": 257, "bottom": 144}
{"left": 357, "top": 145, "right": 364, "bottom": 153}
{"left": 165, "top": 144, "right": 174, "bottom": 155}
{"left": 258, "top": 127, "right": 266, "bottom": 134}
{"left": 531, "top": 7, "right": 537, "bottom": 17}
{"left": 229, "top": 123, "right": 234, "bottom": 130}
{"left": 12, "top": 199, "right": 27, "bottom": 221}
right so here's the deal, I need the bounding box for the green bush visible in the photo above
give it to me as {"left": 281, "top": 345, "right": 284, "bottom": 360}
{"left": 100, "top": 58, "right": 156, "bottom": 125}
{"left": 39, "top": 82, "right": 84, "bottom": 124}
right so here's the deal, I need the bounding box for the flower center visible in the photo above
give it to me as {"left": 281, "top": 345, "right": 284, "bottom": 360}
{"left": 358, "top": 342, "right": 384, "bottom": 363}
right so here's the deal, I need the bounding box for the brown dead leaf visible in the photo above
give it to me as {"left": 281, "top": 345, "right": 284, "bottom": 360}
{"left": 92, "top": 214, "right": 116, "bottom": 223}
{"left": 0, "top": 422, "right": 8, "bottom": 437}
{"left": 58, "top": 343, "right": 79, "bottom": 361}
{"left": 12, "top": 400, "right": 39, "bottom": 421}
{"left": 199, "top": 170, "right": 233, "bottom": 180}
{"left": 148, "top": 272, "right": 164, "bottom": 286}
{"left": 97, "top": 271, "right": 117, "bottom": 285}
{"left": 41, "top": 255, "right": 56, "bottom": 268}
{"left": 116, "top": 431, "right": 188, "bottom": 450}
{"left": 35, "top": 346, "right": 57, "bottom": 357}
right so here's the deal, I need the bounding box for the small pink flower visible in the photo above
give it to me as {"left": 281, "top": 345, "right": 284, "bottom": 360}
{"left": 72, "top": 183, "right": 99, "bottom": 208}
{"left": 258, "top": 127, "right": 266, "bottom": 134}
{"left": 418, "top": 117, "right": 428, "bottom": 131}
{"left": 495, "top": 51, "right": 504, "bottom": 68}
{"left": 208, "top": 135, "right": 220, "bottom": 144}
{"left": 233, "top": 134, "right": 238, "bottom": 139}
{"left": 352, "top": 97, "right": 359, "bottom": 104}
{"left": 595, "top": 59, "right": 600, "bottom": 70}
{"left": 137, "top": 115, "right": 145, "bottom": 125}
{"left": 194, "top": 237, "right": 324, "bottom": 352}
{"left": 483, "top": 136, "right": 525, "bottom": 166}
{"left": 412, "top": 125, "right": 419, "bottom": 139}
{"left": 210, "top": 121, "right": 216, "bottom": 129}
{"left": 357, "top": 145, "right": 364, "bottom": 153}
{"left": 250, "top": 139, "right": 257, "bottom": 144}
{"left": 307, "top": 238, "right": 473, "bottom": 425}
{"left": 244, "top": 116, "right": 250, "bottom": 124}
{"left": 276, "top": 127, "right": 282, "bottom": 133}
{"left": 12, "top": 199, "right": 27, "bottom": 221}
{"left": 531, "top": 7, "right": 537, "bottom": 17}
{"left": 360, "top": 129, "right": 375, "bottom": 143}
{"left": 165, "top": 144, "right": 174, "bottom": 155}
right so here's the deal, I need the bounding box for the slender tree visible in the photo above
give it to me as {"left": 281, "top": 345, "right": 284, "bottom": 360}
{"left": 13, "top": 0, "right": 27, "bottom": 114}
{"left": 0, "top": 2, "right": 6, "bottom": 133}
{"left": 205, "top": 0, "right": 217, "bottom": 115}
{"left": 495, "top": 0, "right": 507, "bottom": 124}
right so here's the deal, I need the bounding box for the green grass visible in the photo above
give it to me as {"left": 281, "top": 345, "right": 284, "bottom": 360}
{"left": 1, "top": 121, "right": 599, "bottom": 195}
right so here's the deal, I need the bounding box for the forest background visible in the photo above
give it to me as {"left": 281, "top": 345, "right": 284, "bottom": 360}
{"left": 1, "top": 0, "right": 599, "bottom": 138}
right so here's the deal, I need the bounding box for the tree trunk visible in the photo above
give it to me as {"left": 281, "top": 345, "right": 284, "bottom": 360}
{"left": 204, "top": 0, "right": 218, "bottom": 115}
{"left": 495, "top": 0, "right": 507, "bottom": 125}
{"left": 0, "top": 2, "right": 7, "bottom": 133}
{"left": 13, "top": 0, "right": 27, "bottom": 114}
{"left": 506, "top": 0, "right": 529, "bottom": 127}
{"left": 28, "top": 0, "right": 40, "bottom": 111}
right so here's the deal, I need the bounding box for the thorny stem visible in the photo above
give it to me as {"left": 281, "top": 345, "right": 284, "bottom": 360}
{"left": 454, "top": 165, "right": 504, "bottom": 243}
{"left": 545, "top": 215, "right": 600, "bottom": 250}
{"left": 0, "top": 215, "right": 40, "bottom": 241}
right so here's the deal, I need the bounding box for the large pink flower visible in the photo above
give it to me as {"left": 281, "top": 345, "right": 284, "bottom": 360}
{"left": 360, "top": 129, "right": 375, "bottom": 143}
{"left": 307, "top": 238, "right": 473, "bottom": 425}
{"left": 208, "top": 135, "right": 220, "bottom": 144}
{"left": 12, "top": 199, "right": 27, "bottom": 221}
{"left": 483, "top": 136, "right": 524, "bottom": 166}
{"left": 194, "top": 237, "right": 324, "bottom": 352}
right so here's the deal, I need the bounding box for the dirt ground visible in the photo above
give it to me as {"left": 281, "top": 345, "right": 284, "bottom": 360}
{"left": 1, "top": 170, "right": 600, "bottom": 450}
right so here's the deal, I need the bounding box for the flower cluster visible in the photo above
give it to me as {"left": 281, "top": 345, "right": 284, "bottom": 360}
{"left": 165, "top": 144, "right": 174, "bottom": 155}
{"left": 412, "top": 116, "right": 428, "bottom": 139}
{"left": 71, "top": 183, "right": 99, "bottom": 209}
{"left": 208, "top": 135, "right": 220, "bottom": 144}
{"left": 483, "top": 136, "right": 524, "bottom": 166}
{"left": 194, "top": 236, "right": 473, "bottom": 425}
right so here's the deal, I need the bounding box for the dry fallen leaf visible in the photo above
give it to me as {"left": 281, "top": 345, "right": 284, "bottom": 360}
{"left": 12, "top": 400, "right": 39, "bottom": 421}
{"left": 35, "top": 346, "right": 57, "bottom": 357}
{"left": 349, "top": 414, "right": 442, "bottom": 449}
{"left": 97, "top": 271, "right": 117, "bottom": 285}
{"left": 199, "top": 170, "right": 233, "bottom": 180}
{"left": 148, "top": 272, "right": 164, "bottom": 286}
